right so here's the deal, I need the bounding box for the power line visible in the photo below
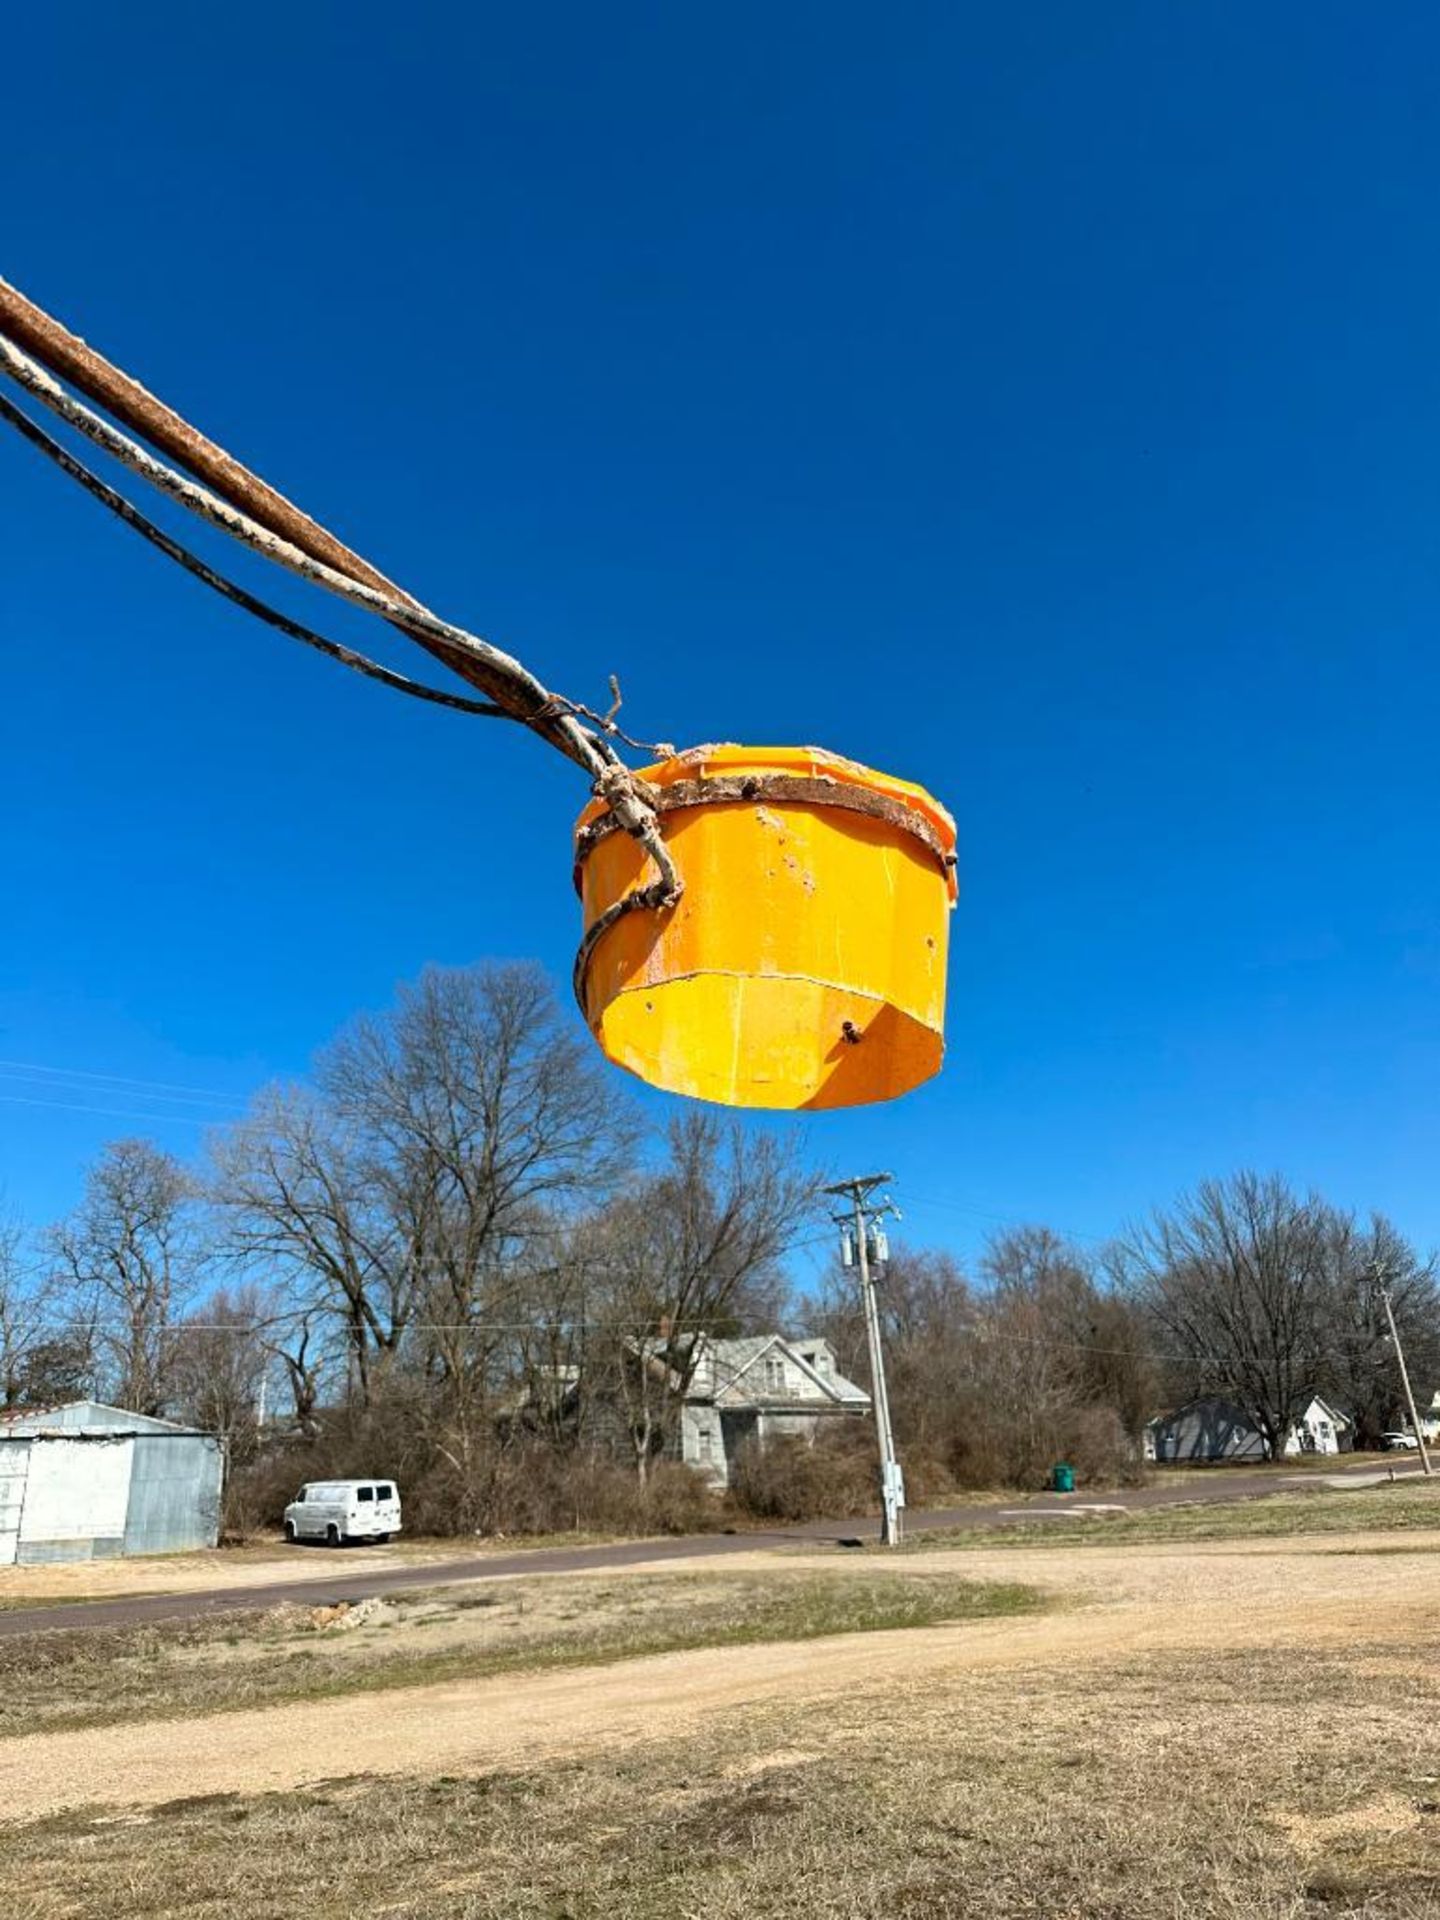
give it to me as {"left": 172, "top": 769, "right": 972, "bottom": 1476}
{"left": 0, "top": 390, "right": 515, "bottom": 721}
{"left": 0, "top": 300, "right": 581, "bottom": 748}
{"left": 0, "top": 1093, "right": 238, "bottom": 1127}
{"left": 0, "top": 288, "right": 681, "bottom": 926}
{"left": 17, "top": 1314, "right": 819, "bottom": 1337}
{"left": 0, "top": 1074, "right": 240, "bottom": 1117}
{"left": 906, "top": 1190, "right": 1110, "bottom": 1247}
{"left": 0, "top": 277, "right": 692, "bottom": 1034}
{"left": 0, "top": 1059, "right": 236, "bottom": 1100}
{"left": 0, "top": 1058, "right": 250, "bottom": 1126}
{"left": 7, "top": 1315, "right": 1417, "bottom": 1376}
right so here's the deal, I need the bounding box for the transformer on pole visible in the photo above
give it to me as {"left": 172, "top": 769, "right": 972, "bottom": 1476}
{"left": 823, "top": 1172, "right": 905, "bottom": 1545}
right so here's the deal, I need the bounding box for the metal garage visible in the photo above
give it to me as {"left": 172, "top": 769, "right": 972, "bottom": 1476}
{"left": 0, "top": 1401, "right": 223, "bottom": 1565}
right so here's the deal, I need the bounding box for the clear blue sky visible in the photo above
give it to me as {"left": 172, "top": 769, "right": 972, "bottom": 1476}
{"left": 3, "top": 4, "right": 1440, "bottom": 1279}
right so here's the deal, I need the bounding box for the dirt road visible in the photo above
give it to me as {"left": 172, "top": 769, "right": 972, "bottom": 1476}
{"left": 3, "top": 1529, "right": 1436, "bottom": 1822}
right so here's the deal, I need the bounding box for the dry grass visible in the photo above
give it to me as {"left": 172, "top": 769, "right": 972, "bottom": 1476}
{"left": 0, "top": 1529, "right": 635, "bottom": 1608}
{"left": 7, "top": 1639, "right": 1440, "bottom": 1917}
{"left": 903, "top": 1479, "right": 1440, "bottom": 1550}
{"left": 0, "top": 1569, "right": 1039, "bottom": 1741}
{"left": 7, "top": 1504, "right": 1440, "bottom": 1916}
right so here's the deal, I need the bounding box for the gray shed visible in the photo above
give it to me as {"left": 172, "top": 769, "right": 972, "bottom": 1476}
{"left": 0, "top": 1401, "right": 223, "bottom": 1565}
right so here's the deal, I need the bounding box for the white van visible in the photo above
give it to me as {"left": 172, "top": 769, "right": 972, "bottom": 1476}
{"left": 283, "top": 1479, "right": 402, "bottom": 1547}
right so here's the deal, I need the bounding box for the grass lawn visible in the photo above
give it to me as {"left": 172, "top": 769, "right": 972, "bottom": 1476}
{"left": 8, "top": 1637, "right": 1440, "bottom": 1918}
{"left": 902, "top": 1478, "right": 1440, "bottom": 1550}
{"left": 0, "top": 1569, "right": 1040, "bottom": 1740}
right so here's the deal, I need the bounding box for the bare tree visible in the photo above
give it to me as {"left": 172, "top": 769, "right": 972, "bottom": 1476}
{"left": 804, "top": 1223, "right": 1149, "bottom": 1487}
{"left": 1315, "top": 1210, "right": 1440, "bottom": 1448}
{"left": 1074, "top": 1286, "right": 1157, "bottom": 1444}
{"left": 589, "top": 1113, "right": 818, "bottom": 1480}
{"left": 962, "top": 1227, "right": 1095, "bottom": 1482}
{"left": 1117, "top": 1171, "right": 1330, "bottom": 1459}
{"left": 211, "top": 1086, "right": 406, "bottom": 1408}
{"left": 211, "top": 964, "right": 637, "bottom": 1517}
{"left": 804, "top": 1244, "right": 978, "bottom": 1459}
{"left": 262, "top": 1301, "right": 332, "bottom": 1440}
{"left": 170, "top": 1283, "right": 272, "bottom": 1461}
{"left": 0, "top": 1216, "right": 43, "bottom": 1404}
{"left": 50, "top": 1140, "right": 201, "bottom": 1416}
{"left": 0, "top": 1215, "right": 93, "bottom": 1407}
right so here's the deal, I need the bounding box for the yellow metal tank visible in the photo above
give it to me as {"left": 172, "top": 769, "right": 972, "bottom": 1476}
{"left": 573, "top": 744, "right": 957, "bottom": 1110}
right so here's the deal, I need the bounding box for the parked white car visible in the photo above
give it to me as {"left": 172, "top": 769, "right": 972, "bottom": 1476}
{"left": 283, "top": 1479, "right": 402, "bottom": 1546}
{"left": 1380, "top": 1432, "right": 1420, "bottom": 1451}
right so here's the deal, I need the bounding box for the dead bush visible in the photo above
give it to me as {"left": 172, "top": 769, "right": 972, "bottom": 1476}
{"left": 730, "top": 1427, "right": 876, "bottom": 1522}
{"left": 888, "top": 1442, "right": 954, "bottom": 1508}
{"left": 938, "top": 1396, "right": 1142, "bottom": 1492}
{"left": 640, "top": 1461, "right": 721, "bottom": 1533}
{"left": 402, "top": 1443, "right": 715, "bottom": 1538}
{"left": 1050, "top": 1404, "right": 1146, "bottom": 1488}
{"left": 230, "top": 1427, "right": 718, "bottom": 1541}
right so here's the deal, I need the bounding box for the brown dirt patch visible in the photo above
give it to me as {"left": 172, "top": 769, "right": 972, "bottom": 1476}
{"left": 3, "top": 1530, "right": 1439, "bottom": 1822}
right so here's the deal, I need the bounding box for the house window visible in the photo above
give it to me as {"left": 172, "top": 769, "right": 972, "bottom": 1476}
{"left": 698, "top": 1427, "right": 715, "bottom": 1462}
{"left": 765, "top": 1357, "right": 786, "bottom": 1393}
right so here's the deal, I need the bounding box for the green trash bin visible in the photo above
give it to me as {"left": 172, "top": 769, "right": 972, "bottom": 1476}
{"left": 1051, "top": 1462, "right": 1075, "bottom": 1494}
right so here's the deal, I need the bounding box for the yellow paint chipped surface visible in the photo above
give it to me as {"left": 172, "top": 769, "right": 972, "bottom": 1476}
{"left": 576, "top": 744, "right": 957, "bottom": 1109}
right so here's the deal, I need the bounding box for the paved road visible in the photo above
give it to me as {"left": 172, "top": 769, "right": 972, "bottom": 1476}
{"left": 0, "top": 1459, "right": 1421, "bottom": 1638}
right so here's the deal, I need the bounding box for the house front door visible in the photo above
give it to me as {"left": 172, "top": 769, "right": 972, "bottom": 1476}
{"left": 720, "top": 1411, "right": 759, "bottom": 1479}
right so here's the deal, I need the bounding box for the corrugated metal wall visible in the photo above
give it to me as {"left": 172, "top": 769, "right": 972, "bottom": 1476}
{"left": 24, "top": 1403, "right": 142, "bottom": 1433}
{"left": 0, "top": 1407, "right": 224, "bottom": 1562}
{"left": 0, "top": 1442, "right": 28, "bottom": 1566}
{"left": 21, "top": 1435, "right": 133, "bottom": 1560}
{"left": 123, "top": 1434, "right": 224, "bottom": 1555}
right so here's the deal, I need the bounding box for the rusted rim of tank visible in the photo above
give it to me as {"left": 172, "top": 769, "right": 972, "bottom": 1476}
{"left": 573, "top": 772, "right": 960, "bottom": 896}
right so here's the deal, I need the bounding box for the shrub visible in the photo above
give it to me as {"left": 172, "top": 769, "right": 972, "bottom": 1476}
{"left": 227, "top": 1428, "right": 718, "bottom": 1541}
{"left": 935, "top": 1399, "right": 1142, "bottom": 1493}
{"left": 1046, "top": 1405, "right": 1145, "bottom": 1488}
{"left": 640, "top": 1461, "right": 720, "bottom": 1534}
{"left": 730, "top": 1426, "right": 876, "bottom": 1523}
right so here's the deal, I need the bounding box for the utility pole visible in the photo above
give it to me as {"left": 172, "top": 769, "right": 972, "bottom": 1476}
{"left": 1370, "top": 1260, "right": 1433, "bottom": 1478}
{"left": 824, "top": 1173, "right": 905, "bottom": 1545}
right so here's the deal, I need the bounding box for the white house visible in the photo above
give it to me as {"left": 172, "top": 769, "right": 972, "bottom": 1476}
{"left": 1147, "top": 1394, "right": 1352, "bottom": 1463}
{"left": 676, "top": 1334, "right": 871, "bottom": 1488}
{"left": 1286, "top": 1396, "right": 1350, "bottom": 1455}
